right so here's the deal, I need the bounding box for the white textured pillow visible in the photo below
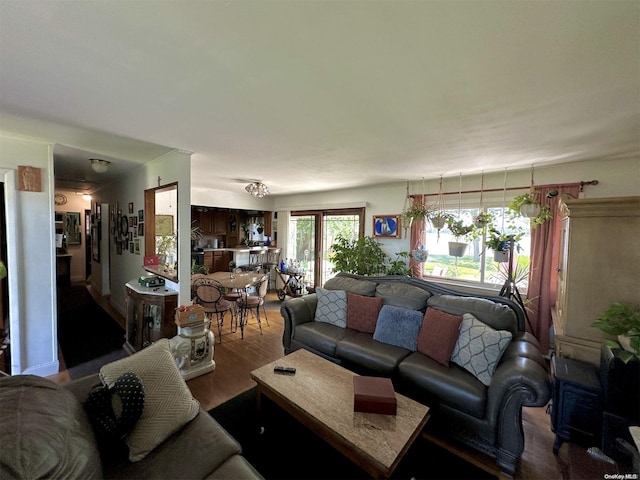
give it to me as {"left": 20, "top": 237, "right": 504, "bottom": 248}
{"left": 450, "top": 313, "right": 512, "bottom": 386}
{"left": 99, "top": 338, "right": 200, "bottom": 462}
{"left": 314, "top": 287, "right": 347, "bottom": 328}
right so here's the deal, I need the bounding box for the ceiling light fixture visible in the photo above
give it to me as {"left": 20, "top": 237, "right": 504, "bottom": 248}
{"left": 245, "top": 181, "right": 270, "bottom": 198}
{"left": 90, "top": 158, "right": 111, "bottom": 173}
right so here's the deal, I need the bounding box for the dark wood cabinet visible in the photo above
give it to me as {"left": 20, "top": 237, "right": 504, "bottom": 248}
{"left": 213, "top": 211, "right": 227, "bottom": 235}
{"left": 550, "top": 355, "right": 603, "bottom": 453}
{"left": 125, "top": 281, "right": 178, "bottom": 353}
{"left": 212, "top": 251, "right": 231, "bottom": 272}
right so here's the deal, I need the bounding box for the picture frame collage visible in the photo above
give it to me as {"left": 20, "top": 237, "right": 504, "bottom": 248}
{"left": 111, "top": 202, "right": 143, "bottom": 255}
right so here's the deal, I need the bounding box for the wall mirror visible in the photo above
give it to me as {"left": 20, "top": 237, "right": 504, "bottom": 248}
{"left": 65, "top": 212, "right": 82, "bottom": 245}
{"left": 144, "top": 182, "right": 178, "bottom": 282}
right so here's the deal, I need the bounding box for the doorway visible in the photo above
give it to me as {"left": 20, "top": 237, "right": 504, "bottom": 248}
{"left": 287, "top": 208, "right": 364, "bottom": 287}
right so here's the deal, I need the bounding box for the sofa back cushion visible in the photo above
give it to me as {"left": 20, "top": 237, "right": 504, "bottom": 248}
{"left": 373, "top": 305, "right": 423, "bottom": 351}
{"left": 314, "top": 287, "right": 347, "bottom": 328}
{"left": 347, "top": 292, "right": 383, "bottom": 333}
{"left": 323, "top": 276, "right": 377, "bottom": 296}
{"left": 417, "top": 308, "right": 463, "bottom": 366}
{"left": 376, "top": 282, "right": 431, "bottom": 311}
{"left": 0, "top": 375, "right": 103, "bottom": 479}
{"left": 427, "top": 294, "right": 518, "bottom": 334}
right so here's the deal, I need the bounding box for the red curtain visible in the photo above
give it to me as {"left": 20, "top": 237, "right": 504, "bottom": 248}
{"left": 527, "top": 184, "right": 581, "bottom": 353}
{"left": 409, "top": 195, "right": 426, "bottom": 278}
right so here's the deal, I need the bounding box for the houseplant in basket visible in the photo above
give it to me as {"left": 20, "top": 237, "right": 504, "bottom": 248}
{"left": 486, "top": 228, "right": 524, "bottom": 262}
{"left": 508, "top": 192, "right": 553, "bottom": 227}
{"left": 446, "top": 219, "right": 476, "bottom": 257}
{"left": 591, "top": 302, "right": 640, "bottom": 363}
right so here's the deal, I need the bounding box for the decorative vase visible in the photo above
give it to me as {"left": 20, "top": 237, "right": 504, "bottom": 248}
{"left": 520, "top": 203, "right": 541, "bottom": 218}
{"left": 493, "top": 250, "right": 509, "bottom": 263}
{"left": 448, "top": 242, "right": 468, "bottom": 257}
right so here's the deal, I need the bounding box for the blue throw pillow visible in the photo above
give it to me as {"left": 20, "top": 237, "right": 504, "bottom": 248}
{"left": 373, "top": 305, "right": 423, "bottom": 351}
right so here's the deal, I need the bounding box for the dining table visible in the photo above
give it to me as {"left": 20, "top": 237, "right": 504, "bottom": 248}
{"left": 208, "top": 271, "right": 262, "bottom": 339}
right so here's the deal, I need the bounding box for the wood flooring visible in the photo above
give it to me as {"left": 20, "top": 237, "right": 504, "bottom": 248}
{"left": 49, "top": 288, "right": 628, "bottom": 479}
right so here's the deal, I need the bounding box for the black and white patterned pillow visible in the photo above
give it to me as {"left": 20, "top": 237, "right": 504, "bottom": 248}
{"left": 314, "top": 287, "right": 347, "bottom": 328}
{"left": 450, "top": 313, "right": 512, "bottom": 386}
{"left": 85, "top": 371, "right": 145, "bottom": 440}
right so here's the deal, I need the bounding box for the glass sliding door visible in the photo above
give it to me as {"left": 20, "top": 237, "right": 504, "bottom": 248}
{"left": 288, "top": 208, "right": 364, "bottom": 288}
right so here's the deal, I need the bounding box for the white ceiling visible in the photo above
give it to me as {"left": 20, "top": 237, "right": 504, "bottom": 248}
{"left": 1, "top": 1, "right": 638, "bottom": 196}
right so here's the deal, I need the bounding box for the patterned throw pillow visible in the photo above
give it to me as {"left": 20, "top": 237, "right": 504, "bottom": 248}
{"left": 373, "top": 305, "right": 423, "bottom": 351}
{"left": 85, "top": 372, "right": 145, "bottom": 440}
{"left": 450, "top": 313, "right": 512, "bottom": 386}
{"left": 346, "top": 292, "right": 383, "bottom": 333}
{"left": 416, "top": 308, "right": 463, "bottom": 366}
{"left": 99, "top": 339, "right": 200, "bottom": 462}
{"left": 314, "top": 287, "right": 347, "bottom": 328}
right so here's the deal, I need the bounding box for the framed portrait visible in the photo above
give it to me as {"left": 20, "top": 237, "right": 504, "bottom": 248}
{"left": 128, "top": 202, "right": 134, "bottom": 214}
{"left": 137, "top": 223, "right": 144, "bottom": 236}
{"left": 373, "top": 215, "right": 401, "bottom": 238}
{"left": 138, "top": 209, "right": 144, "bottom": 222}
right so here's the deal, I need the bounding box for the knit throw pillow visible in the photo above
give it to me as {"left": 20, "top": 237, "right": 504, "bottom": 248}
{"left": 450, "top": 313, "right": 512, "bottom": 386}
{"left": 373, "top": 305, "right": 423, "bottom": 351}
{"left": 346, "top": 292, "right": 383, "bottom": 333}
{"left": 99, "top": 339, "right": 200, "bottom": 462}
{"left": 417, "top": 308, "right": 463, "bottom": 366}
{"left": 314, "top": 287, "right": 347, "bottom": 328}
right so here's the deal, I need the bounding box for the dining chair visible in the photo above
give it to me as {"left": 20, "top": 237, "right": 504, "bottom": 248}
{"left": 192, "top": 277, "right": 232, "bottom": 343}
{"left": 222, "top": 268, "right": 245, "bottom": 332}
{"left": 236, "top": 274, "right": 270, "bottom": 337}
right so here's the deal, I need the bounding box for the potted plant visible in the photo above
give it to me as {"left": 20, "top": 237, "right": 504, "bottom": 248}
{"left": 387, "top": 251, "right": 412, "bottom": 276}
{"left": 591, "top": 302, "right": 640, "bottom": 363}
{"left": 156, "top": 234, "right": 176, "bottom": 266}
{"left": 508, "top": 192, "right": 553, "bottom": 227}
{"left": 486, "top": 228, "right": 524, "bottom": 262}
{"left": 401, "top": 203, "right": 432, "bottom": 229}
{"left": 473, "top": 211, "right": 493, "bottom": 229}
{"left": 330, "top": 235, "right": 389, "bottom": 276}
{"left": 446, "top": 219, "right": 476, "bottom": 257}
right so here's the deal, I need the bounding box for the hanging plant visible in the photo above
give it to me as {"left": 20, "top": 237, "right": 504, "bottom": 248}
{"left": 401, "top": 203, "right": 432, "bottom": 228}
{"left": 508, "top": 192, "right": 553, "bottom": 227}
{"left": 473, "top": 211, "right": 493, "bottom": 229}
{"left": 446, "top": 219, "right": 477, "bottom": 257}
{"left": 430, "top": 211, "right": 454, "bottom": 230}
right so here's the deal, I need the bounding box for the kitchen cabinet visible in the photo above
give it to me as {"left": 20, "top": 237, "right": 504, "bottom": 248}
{"left": 125, "top": 280, "right": 178, "bottom": 353}
{"left": 212, "top": 251, "right": 231, "bottom": 272}
{"left": 552, "top": 196, "right": 640, "bottom": 364}
{"left": 203, "top": 251, "right": 214, "bottom": 271}
{"left": 213, "top": 211, "right": 227, "bottom": 235}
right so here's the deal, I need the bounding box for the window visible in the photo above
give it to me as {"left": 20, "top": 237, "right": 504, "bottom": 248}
{"left": 423, "top": 207, "right": 531, "bottom": 290}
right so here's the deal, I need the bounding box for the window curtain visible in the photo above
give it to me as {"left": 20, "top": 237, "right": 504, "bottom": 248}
{"left": 409, "top": 195, "right": 426, "bottom": 278}
{"left": 527, "top": 184, "right": 581, "bottom": 354}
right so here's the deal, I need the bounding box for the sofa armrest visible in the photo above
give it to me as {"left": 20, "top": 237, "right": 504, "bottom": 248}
{"left": 280, "top": 294, "right": 317, "bottom": 353}
{"left": 483, "top": 350, "right": 551, "bottom": 473}
{"left": 63, "top": 374, "right": 102, "bottom": 403}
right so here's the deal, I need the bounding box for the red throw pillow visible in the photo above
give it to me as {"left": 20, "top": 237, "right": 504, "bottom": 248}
{"left": 346, "top": 293, "right": 383, "bottom": 333}
{"left": 417, "top": 308, "right": 463, "bottom": 366}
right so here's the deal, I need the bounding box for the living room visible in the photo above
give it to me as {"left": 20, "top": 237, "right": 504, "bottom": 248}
{"left": 0, "top": 1, "right": 638, "bottom": 478}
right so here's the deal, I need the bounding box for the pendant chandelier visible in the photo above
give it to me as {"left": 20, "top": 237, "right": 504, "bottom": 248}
{"left": 245, "top": 181, "right": 270, "bottom": 198}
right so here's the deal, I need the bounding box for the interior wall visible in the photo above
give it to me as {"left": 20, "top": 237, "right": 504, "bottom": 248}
{"left": 0, "top": 132, "right": 58, "bottom": 376}
{"left": 92, "top": 150, "right": 192, "bottom": 317}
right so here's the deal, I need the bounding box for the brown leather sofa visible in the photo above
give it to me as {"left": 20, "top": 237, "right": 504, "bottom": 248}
{"left": 281, "top": 273, "right": 551, "bottom": 477}
{"left": 0, "top": 373, "right": 262, "bottom": 479}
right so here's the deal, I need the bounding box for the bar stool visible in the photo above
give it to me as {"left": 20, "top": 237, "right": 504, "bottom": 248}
{"left": 263, "top": 248, "right": 281, "bottom": 291}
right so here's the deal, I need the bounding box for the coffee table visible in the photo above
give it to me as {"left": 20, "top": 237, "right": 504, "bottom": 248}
{"left": 250, "top": 349, "right": 430, "bottom": 479}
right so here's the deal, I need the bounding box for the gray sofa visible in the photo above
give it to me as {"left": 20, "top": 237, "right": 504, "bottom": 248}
{"left": 0, "top": 374, "right": 262, "bottom": 479}
{"left": 281, "top": 273, "right": 551, "bottom": 477}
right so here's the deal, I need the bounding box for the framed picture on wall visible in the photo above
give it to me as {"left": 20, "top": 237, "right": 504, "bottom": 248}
{"left": 372, "top": 215, "right": 401, "bottom": 238}
{"left": 91, "top": 225, "right": 100, "bottom": 262}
